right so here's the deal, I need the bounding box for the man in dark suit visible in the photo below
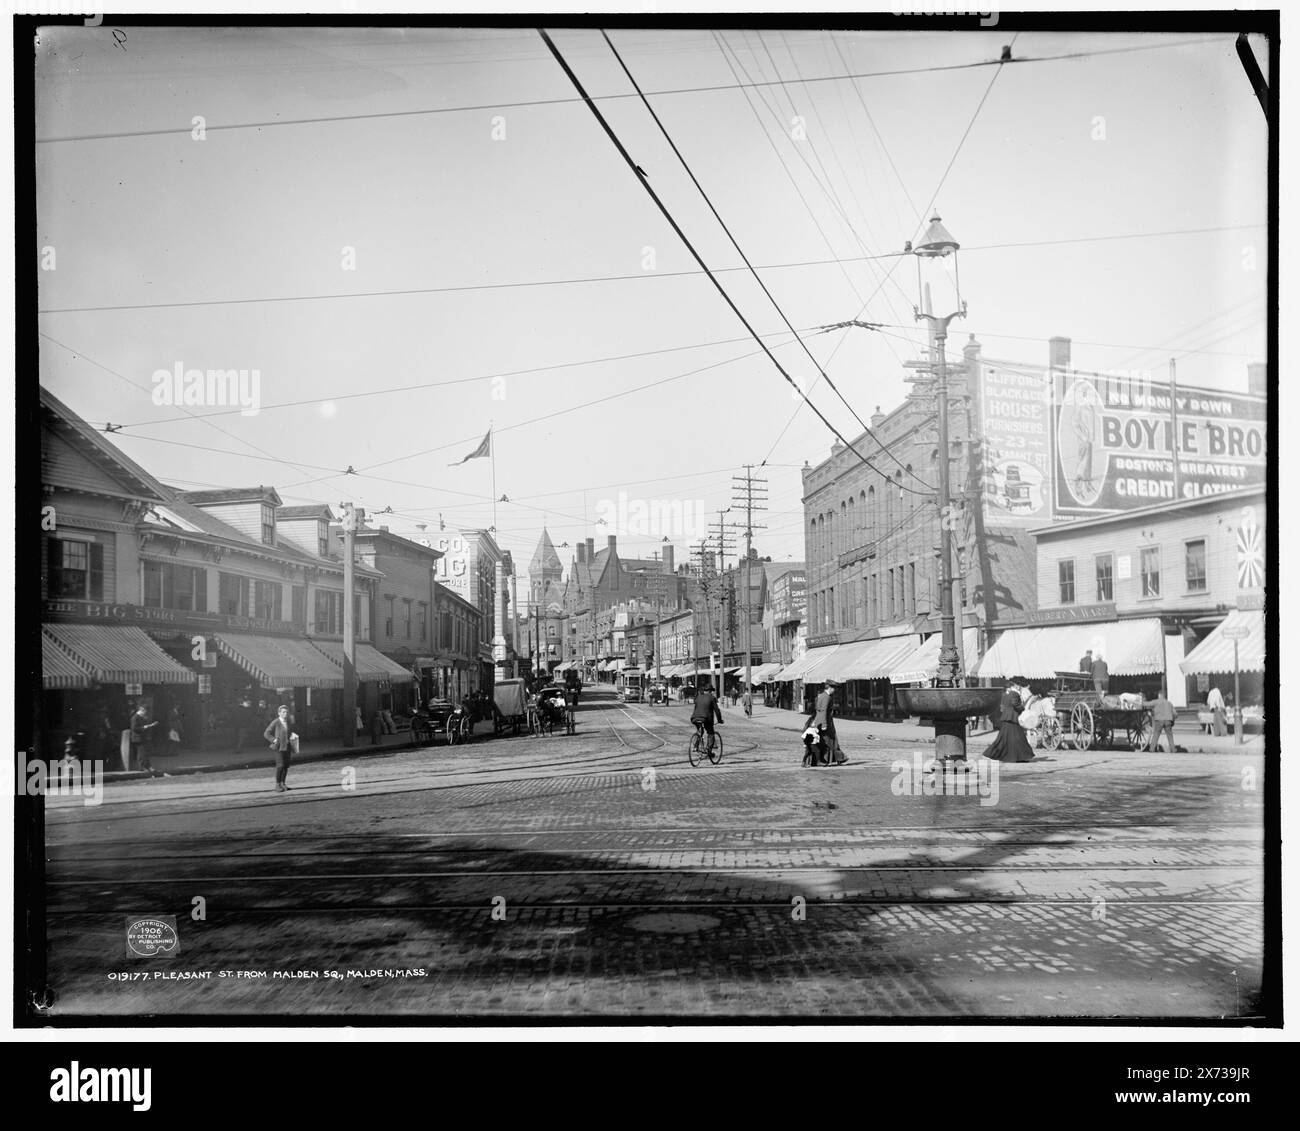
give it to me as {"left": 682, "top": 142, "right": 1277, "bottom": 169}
{"left": 1079, "top": 649, "right": 1093, "bottom": 674}
{"left": 1091, "top": 654, "right": 1110, "bottom": 696}
{"left": 263, "top": 705, "right": 297, "bottom": 792}
{"left": 690, "top": 683, "right": 723, "bottom": 755}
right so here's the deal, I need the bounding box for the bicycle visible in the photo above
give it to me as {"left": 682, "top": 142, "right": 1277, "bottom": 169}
{"left": 687, "top": 721, "right": 722, "bottom": 767}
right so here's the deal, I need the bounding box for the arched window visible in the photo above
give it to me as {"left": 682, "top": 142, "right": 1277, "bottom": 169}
{"left": 883, "top": 476, "right": 895, "bottom": 545}
{"left": 867, "top": 485, "right": 876, "bottom": 543}
{"left": 840, "top": 501, "right": 847, "bottom": 555}
{"left": 905, "top": 465, "right": 915, "bottom": 518}
{"left": 847, "top": 496, "right": 856, "bottom": 548}
{"left": 809, "top": 518, "right": 817, "bottom": 562}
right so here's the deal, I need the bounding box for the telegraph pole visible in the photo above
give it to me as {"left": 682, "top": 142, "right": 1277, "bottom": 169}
{"left": 732, "top": 466, "right": 768, "bottom": 697}
{"left": 341, "top": 501, "right": 357, "bottom": 748}
{"left": 707, "top": 509, "right": 735, "bottom": 691}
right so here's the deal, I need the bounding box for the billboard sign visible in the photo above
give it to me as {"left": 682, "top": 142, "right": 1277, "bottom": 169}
{"left": 976, "top": 364, "right": 1053, "bottom": 527}
{"left": 1052, "top": 370, "right": 1265, "bottom": 516}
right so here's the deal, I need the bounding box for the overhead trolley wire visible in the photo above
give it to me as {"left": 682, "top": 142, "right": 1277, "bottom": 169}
{"left": 537, "top": 28, "right": 932, "bottom": 498}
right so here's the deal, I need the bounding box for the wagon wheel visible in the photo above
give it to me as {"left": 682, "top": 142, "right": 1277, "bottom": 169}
{"left": 1070, "top": 702, "right": 1095, "bottom": 750}
{"left": 1128, "top": 713, "right": 1151, "bottom": 752}
{"left": 446, "top": 717, "right": 460, "bottom": 745}
{"left": 1040, "top": 715, "right": 1064, "bottom": 751}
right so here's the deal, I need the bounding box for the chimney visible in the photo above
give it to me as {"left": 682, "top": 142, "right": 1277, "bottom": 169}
{"left": 379, "top": 526, "right": 389, "bottom": 533}
{"left": 577, "top": 543, "right": 586, "bottom": 564}
{"left": 870, "top": 405, "right": 885, "bottom": 428}
{"left": 607, "top": 534, "right": 617, "bottom": 551}
{"left": 1247, "top": 362, "right": 1267, "bottom": 397}
{"left": 963, "top": 333, "right": 982, "bottom": 370}
{"left": 662, "top": 545, "right": 674, "bottom": 575}
{"left": 586, "top": 537, "right": 595, "bottom": 561}
{"left": 1049, "top": 336, "right": 1071, "bottom": 373}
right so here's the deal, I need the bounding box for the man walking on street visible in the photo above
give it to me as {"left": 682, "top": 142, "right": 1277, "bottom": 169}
{"left": 1147, "top": 689, "right": 1177, "bottom": 753}
{"left": 691, "top": 682, "right": 723, "bottom": 755}
{"left": 263, "top": 704, "right": 297, "bottom": 792}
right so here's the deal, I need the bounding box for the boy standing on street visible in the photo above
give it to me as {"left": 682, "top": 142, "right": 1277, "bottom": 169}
{"left": 263, "top": 705, "right": 297, "bottom": 792}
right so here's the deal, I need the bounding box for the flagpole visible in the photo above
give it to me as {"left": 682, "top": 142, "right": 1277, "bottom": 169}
{"left": 490, "top": 422, "right": 497, "bottom": 532}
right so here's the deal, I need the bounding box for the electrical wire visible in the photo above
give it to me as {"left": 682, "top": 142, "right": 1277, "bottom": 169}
{"left": 538, "top": 28, "right": 932, "bottom": 499}
{"left": 37, "top": 35, "right": 1229, "bottom": 145}
{"left": 603, "top": 30, "right": 927, "bottom": 494}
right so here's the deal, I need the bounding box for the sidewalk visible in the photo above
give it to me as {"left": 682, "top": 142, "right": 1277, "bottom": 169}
{"left": 731, "top": 701, "right": 1264, "bottom": 755}
{"left": 102, "top": 721, "right": 494, "bottom": 781}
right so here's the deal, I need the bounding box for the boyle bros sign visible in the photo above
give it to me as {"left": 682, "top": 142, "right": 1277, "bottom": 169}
{"left": 1052, "top": 370, "right": 1265, "bottom": 516}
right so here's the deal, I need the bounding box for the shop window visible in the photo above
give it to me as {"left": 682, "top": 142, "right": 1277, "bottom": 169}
{"left": 253, "top": 579, "right": 282, "bottom": 621}
{"left": 314, "top": 589, "right": 343, "bottom": 634}
{"left": 218, "top": 572, "right": 248, "bottom": 616}
{"left": 1140, "top": 546, "right": 1161, "bottom": 598}
{"left": 49, "top": 537, "right": 105, "bottom": 601}
{"left": 143, "top": 560, "right": 205, "bottom": 611}
{"left": 1059, "top": 559, "right": 1076, "bottom": 605}
{"left": 1095, "top": 554, "right": 1113, "bottom": 602}
{"left": 1185, "top": 540, "right": 1207, "bottom": 592}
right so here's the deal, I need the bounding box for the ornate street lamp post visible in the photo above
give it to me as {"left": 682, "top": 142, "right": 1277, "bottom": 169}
{"left": 912, "top": 215, "right": 966, "bottom": 695}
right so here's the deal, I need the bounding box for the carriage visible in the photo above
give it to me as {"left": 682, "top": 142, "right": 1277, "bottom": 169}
{"left": 1020, "top": 672, "right": 1153, "bottom": 751}
{"left": 409, "top": 698, "right": 470, "bottom": 746}
{"left": 492, "top": 679, "right": 531, "bottom": 736}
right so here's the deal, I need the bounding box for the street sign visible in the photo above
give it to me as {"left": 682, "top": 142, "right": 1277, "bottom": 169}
{"left": 1222, "top": 625, "right": 1251, "bottom": 641}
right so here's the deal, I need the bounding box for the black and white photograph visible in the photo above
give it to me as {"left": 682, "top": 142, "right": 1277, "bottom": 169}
{"left": 18, "top": 7, "right": 1280, "bottom": 1037}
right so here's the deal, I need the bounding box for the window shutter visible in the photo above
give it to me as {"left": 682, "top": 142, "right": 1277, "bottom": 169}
{"left": 88, "top": 542, "right": 104, "bottom": 600}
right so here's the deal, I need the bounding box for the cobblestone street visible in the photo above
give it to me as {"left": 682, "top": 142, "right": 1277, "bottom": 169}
{"left": 42, "top": 690, "right": 1266, "bottom": 1020}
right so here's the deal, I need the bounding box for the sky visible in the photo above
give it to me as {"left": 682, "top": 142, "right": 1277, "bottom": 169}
{"left": 34, "top": 23, "right": 1270, "bottom": 595}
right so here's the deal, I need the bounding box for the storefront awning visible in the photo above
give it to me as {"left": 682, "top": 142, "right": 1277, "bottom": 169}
{"left": 310, "top": 640, "right": 417, "bottom": 683}
{"left": 216, "top": 634, "right": 344, "bottom": 689}
{"left": 817, "top": 635, "right": 921, "bottom": 682}
{"left": 42, "top": 629, "right": 95, "bottom": 689}
{"left": 890, "top": 629, "right": 983, "bottom": 685}
{"left": 44, "top": 624, "right": 196, "bottom": 685}
{"left": 746, "top": 662, "right": 782, "bottom": 683}
{"left": 973, "top": 618, "right": 1165, "bottom": 679}
{"left": 1179, "top": 610, "right": 1264, "bottom": 676}
{"left": 773, "top": 644, "right": 843, "bottom": 682}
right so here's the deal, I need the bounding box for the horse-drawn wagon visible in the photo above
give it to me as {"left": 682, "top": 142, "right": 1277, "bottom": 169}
{"left": 1018, "top": 671, "right": 1152, "bottom": 751}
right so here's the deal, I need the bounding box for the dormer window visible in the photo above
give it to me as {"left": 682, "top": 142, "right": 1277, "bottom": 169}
{"left": 261, "top": 504, "right": 275, "bottom": 546}
{"left": 318, "top": 521, "right": 329, "bottom": 558}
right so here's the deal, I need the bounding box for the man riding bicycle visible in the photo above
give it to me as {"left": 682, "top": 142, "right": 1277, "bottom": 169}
{"left": 690, "top": 682, "right": 724, "bottom": 754}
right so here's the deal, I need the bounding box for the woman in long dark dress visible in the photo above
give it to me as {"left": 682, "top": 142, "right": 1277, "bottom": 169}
{"left": 984, "top": 679, "right": 1036, "bottom": 763}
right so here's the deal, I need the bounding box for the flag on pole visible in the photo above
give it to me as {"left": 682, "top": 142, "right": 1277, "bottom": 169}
{"left": 449, "top": 428, "right": 491, "bottom": 466}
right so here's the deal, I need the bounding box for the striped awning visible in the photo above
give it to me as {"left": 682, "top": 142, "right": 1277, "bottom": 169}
{"left": 43, "top": 624, "right": 196, "bottom": 685}
{"left": 817, "top": 635, "right": 921, "bottom": 682}
{"left": 42, "top": 630, "right": 95, "bottom": 689}
{"left": 746, "top": 662, "right": 783, "bottom": 683}
{"left": 310, "top": 640, "right": 417, "bottom": 683}
{"left": 215, "top": 634, "right": 344, "bottom": 689}
{"left": 1180, "top": 610, "right": 1264, "bottom": 676}
{"left": 890, "top": 628, "right": 983, "bottom": 684}
{"left": 773, "top": 644, "right": 844, "bottom": 682}
{"left": 974, "top": 618, "right": 1166, "bottom": 679}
